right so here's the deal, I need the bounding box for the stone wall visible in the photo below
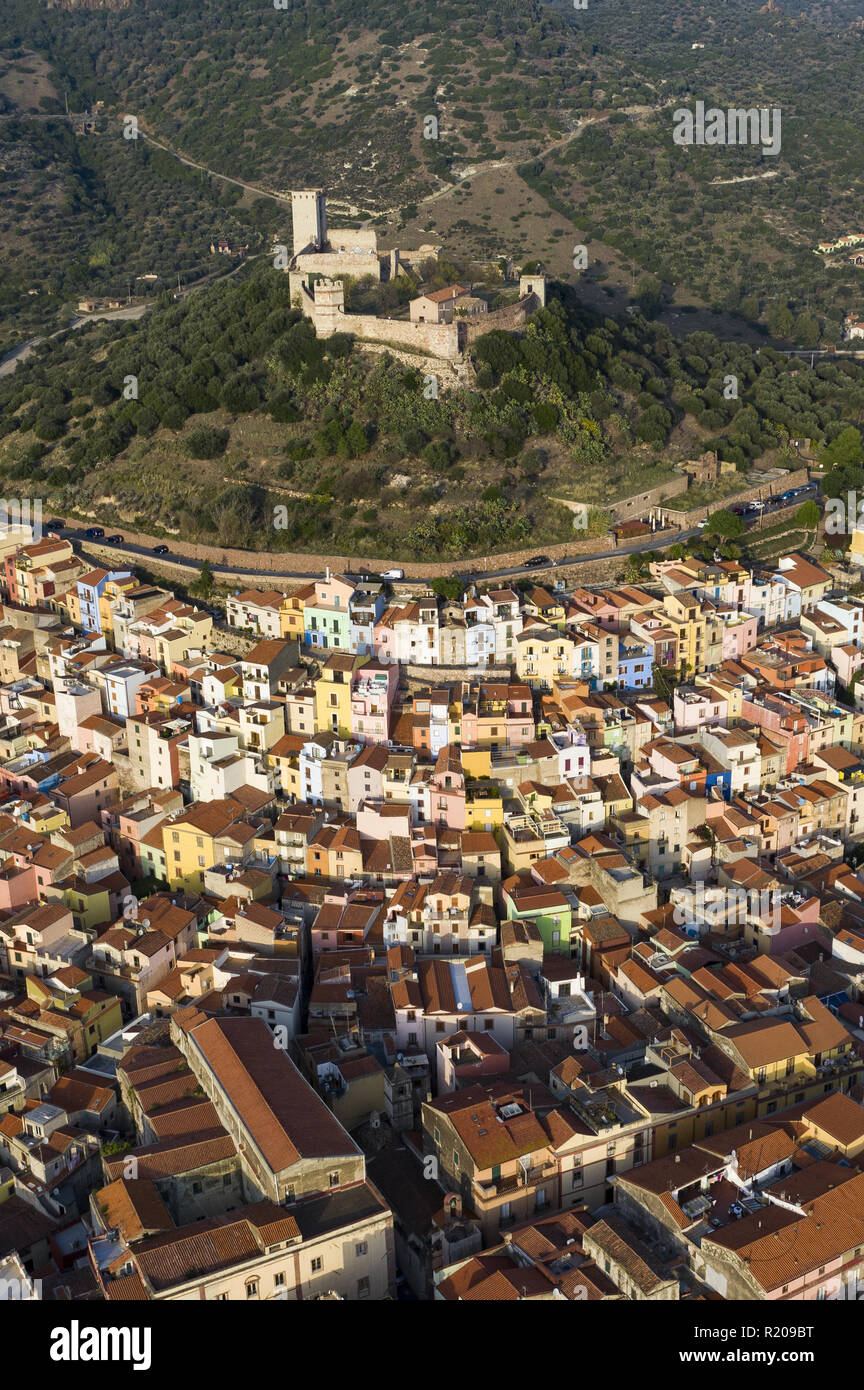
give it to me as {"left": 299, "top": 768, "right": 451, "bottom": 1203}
{"left": 462, "top": 293, "right": 538, "bottom": 345}
{"left": 79, "top": 525, "right": 682, "bottom": 585}
{"left": 349, "top": 313, "right": 461, "bottom": 361}
{"left": 296, "top": 277, "right": 462, "bottom": 360}
{"left": 661, "top": 466, "right": 811, "bottom": 527}
{"left": 293, "top": 250, "right": 382, "bottom": 280}
{"left": 602, "top": 475, "right": 689, "bottom": 522}
{"left": 403, "top": 661, "right": 513, "bottom": 685}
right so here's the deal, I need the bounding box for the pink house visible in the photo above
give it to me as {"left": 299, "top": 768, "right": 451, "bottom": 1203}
{"left": 423, "top": 744, "right": 466, "bottom": 830}
{"left": 740, "top": 693, "right": 810, "bottom": 775}
{"left": 673, "top": 686, "right": 729, "bottom": 734}
{"left": 346, "top": 743, "right": 388, "bottom": 813}
{"left": 0, "top": 860, "right": 39, "bottom": 913}
{"left": 76, "top": 714, "right": 126, "bottom": 762}
{"left": 372, "top": 608, "right": 399, "bottom": 664}
{"left": 436, "top": 1030, "right": 510, "bottom": 1094}
{"left": 753, "top": 894, "right": 820, "bottom": 956}
{"left": 720, "top": 612, "right": 759, "bottom": 661}
{"left": 350, "top": 661, "right": 398, "bottom": 745}
{"left": 458, "top": 684, "right": 535, "bottom": 752}
{"left": 832, "top": 642, "right": 864, "bottom": 688}
{"left": 356, "top": 802, "right": 412, "bottom": 842}
{"left": 570, "top": 589, "right": 623, "bottom": 631}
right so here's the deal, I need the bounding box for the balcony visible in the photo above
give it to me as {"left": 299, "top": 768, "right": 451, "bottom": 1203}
{"left": 473, "top": 1162, "right": 557, "bottom": 1202}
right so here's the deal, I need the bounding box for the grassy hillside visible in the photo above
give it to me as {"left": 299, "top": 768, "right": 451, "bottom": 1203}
{"left": 3, "top": 260, "right": 864, "bottom": 559}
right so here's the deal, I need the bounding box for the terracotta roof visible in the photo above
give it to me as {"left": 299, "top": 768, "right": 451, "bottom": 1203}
{"left": 187, "top": 1016, "right": 360, "bottom": 1172}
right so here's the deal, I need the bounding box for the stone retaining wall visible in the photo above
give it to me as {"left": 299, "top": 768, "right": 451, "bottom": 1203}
{"left": 661, "top": 466, "right": 811, "bottom": 528}
{"left": 76, "top": 524, "right": 681, "bottom": 584}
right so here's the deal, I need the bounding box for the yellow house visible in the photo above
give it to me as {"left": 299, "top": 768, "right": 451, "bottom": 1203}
{"left": 464, "top": 780, "right": 504, "bottom": 832}
{"left": 267, "top": 735, "right": 302, "bottom": 801}
{"left": 660, "top": 592, "right": 723, "bottom": 675}
{"left": 523, "top": 587, "right": 568, "bottom": 630}
{"left": 23, "top": 802, "right": 70, "bottom": 836}
{"left": 44, "top": 879, "right": 114, "bottom": 933}
{"left": 59, "top": 587, "right": 83, "bottom": 628}
{"left": 281, "top": 586, "right": 311, "bottom": 643}
{"left": 161, "top": 798, "right": 252, "bottom": 892}
{"left": 695, "top": 674, "right": 744, "bottom": 721}
{"left": 314, "top": 652, "right": 363, "bottom": 736}
{"left": 706, "top": 997, "right": 852, "bottom": 1096}
{"left": 462, "top": 749, "right": 492, "bottom": 780}
{"left": 515, "top": 625, "right": 575, "bottom": 688}
{"left": 25, "top": 972, "right": 123, "bottom": 1057}
{"left": 99, "top": 575, "right": 139, "bottom": 643}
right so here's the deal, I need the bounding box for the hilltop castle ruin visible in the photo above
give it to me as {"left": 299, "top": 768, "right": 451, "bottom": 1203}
{"left": 284, "top": 189, "right": 546, "bottom": 384}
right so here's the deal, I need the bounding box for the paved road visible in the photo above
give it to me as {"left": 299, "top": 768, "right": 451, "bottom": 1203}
{"left": 52, "top": 484, "right": 817, "bottom": 587}
{"left": 0, "top": 304, "right": 148, "bottom": 378}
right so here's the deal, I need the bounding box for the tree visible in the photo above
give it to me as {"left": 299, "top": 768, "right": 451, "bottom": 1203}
{"left": 191, "top": 559, "right": 214, "bottom": 598}
{"left": 703, "top": 509, "right": 744, "bottom": 540}
{"left": 821, "top": 426, "right": 863, "bottom": 473}
{"left": 794, "top": 499, "right": 821, "bottom": 546}
{"left": 184, "top": 426, "right": 229, "bottom": 460}
{"left": 431, "top": 576, "right": 463, "bottom": 601}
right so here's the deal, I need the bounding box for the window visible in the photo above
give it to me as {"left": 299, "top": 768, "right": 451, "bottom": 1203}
{"left": 329, "top": 1172, "right": 339, "bottom": 1188}
{"left": 274, "top": 1272, "right": 285, "bottom": 1287}
{"left": 355, "top": 1241, "right": 368, "bottom": 1257}
{"left": 357, "top": 1277, "right": 370, "bottom": 1298}
{"left": 311, "top": 1257, "right": 322, "bottom": 1272}
{"left": 246, "top": 1280, "right": 259, "bottom": 1298}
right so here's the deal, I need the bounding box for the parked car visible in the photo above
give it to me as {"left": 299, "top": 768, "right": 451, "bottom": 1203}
{"left": 526, "top": 554, "right": 551, "bottom": 567}
{"left": 381, "top": 567, "right": 404, "bottom": 580}
{"left": 46, "top": 517, "right": 66, "bottom": 530}
{"left": 152, "top": 544, "right": 170, "bottom": 556}
{"left": 107, "top": 534, "right": 124, "bottom": 545}
{"left": 84, "top": 526, "right": 104, "bottom": 539}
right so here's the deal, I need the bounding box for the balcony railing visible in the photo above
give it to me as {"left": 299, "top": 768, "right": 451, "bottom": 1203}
{"left": 473, "top": 1162, "right": 556, "bottom": 1202}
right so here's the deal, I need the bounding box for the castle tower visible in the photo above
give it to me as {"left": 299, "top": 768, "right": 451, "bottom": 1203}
{"left": 312, "top": 277, "right": 345, "bottom": 337}
{"left": 519, "top": 273, "right": 546, "bottom": 307}
{"left": 291, "top": 189, "right": 327, "bottom": 258}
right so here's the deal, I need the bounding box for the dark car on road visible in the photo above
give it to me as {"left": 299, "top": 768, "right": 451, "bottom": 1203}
{"left": 152, "top": 544, "right": 170, "bottom": 556}
{"left": 84, "top": 527, "right": 104, "bottom": 539}
{"left": 47, "top": 518, "right": 66, "bottom": 530}
{"left": 526, "top": 554, "right": 551, "bottom": 567}
{"left": 107, "top": 534, "right": 124, "bottom": 545}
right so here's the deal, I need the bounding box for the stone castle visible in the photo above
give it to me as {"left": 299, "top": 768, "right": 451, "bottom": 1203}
{"left": 284, "top": 189, "right": 546, "bottom": 382}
